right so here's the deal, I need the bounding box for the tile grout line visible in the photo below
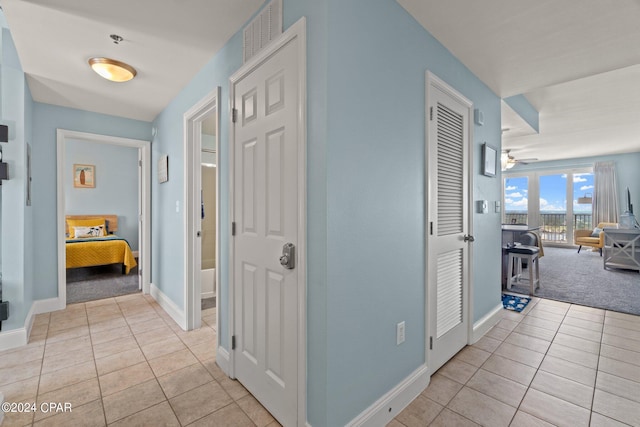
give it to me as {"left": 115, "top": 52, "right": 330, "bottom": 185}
{"left": 508, "top": 299, "right": 573, "bottom": 425}
{"left": 83, "top": 302, "right": 111, "bottom": 427}
{"left": 112, "top": 296, "right": 179, "bottom": 426}
{"left": 587, "top": 309, "right": 606, "bottom": 427}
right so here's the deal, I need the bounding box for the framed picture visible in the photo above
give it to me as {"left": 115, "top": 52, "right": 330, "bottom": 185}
{"left": 482, "top": 143, "right": 497, "bottom": 177}
{"left": 74, "top": 164, "right": 95, "bottom": 188}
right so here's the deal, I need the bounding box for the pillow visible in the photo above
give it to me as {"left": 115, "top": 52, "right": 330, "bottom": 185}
{"left": 73, "top": 225, "right": 105, "bottom": 238}
{"left": 591, "top": 227, "right": 603, "bottom": 237}
{"left": 67, "top": 218, "right": 106, "bottom": 238}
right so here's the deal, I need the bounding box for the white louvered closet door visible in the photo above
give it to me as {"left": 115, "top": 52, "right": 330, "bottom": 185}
{"left": 426, "top": 73, "right": 472, "bottom": 373}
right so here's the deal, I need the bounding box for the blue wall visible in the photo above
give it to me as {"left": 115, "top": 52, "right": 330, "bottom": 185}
{"left": 31, "top": 103, "right": 151, "bottom": 300}
{"left": 65, "top": 139, "right": 139, "bottom": 250}
{"left": 150, "top": 1, "right": 502, "bottom": 425}
{"left": 323, "top": 1, "right": 501, "bottom": 424}
{"left": 149, "top": 14, "right": 245, "bottom": 318}
{"left": 0, "top": 26, "right": 34, "bottom": 330}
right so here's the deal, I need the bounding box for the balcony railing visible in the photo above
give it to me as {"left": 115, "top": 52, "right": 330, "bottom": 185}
{"left": 504, "top": 212, "right": 593, "bottom": 242}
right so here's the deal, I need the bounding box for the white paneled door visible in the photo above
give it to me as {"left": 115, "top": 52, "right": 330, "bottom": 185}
{"left": 230, "top": 21, "right": 305, "bottom": 427}
{"left": 426, "top": 72, "right": 473, "bottom": 373}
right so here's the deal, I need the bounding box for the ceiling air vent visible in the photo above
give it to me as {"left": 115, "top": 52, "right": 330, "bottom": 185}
{"left": 243, "top": 0, "right": 282, "bottom": 63}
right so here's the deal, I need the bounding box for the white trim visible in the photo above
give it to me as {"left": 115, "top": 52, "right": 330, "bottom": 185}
{"left": 471, "top": 303, "right": 502, "bottom": 344}
{"left": 56, "top": 129, "right": 152, "bottom": 309}
{"left": 0, "top": 301, "right": 38, "bottom": 352}
{"left": 424, "top": 71, "right": 474, "bottom": 369}
{"left": 346, "top": 365, "right": 430, "bottom": 427}
{"left": 228, "top": 16, "right": 307, "bottom": 427}
{"left": 0, "top": 328, "right": 28, "bottom": 352}
{"left": 150, "top": 283, "right": 187, "bottom": 330}
{"left": 183, "top": 88, "right": 221, "bottom": 332}
{"left": 33, "top": 297, "right": 64, "bottom": 314}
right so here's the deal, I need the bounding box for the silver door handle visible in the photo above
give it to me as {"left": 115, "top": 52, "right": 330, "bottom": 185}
{"left": 280, "top": 243, "right": 295, "bottom": 269}
{"left": 463, "top": 234, "right": 475, "bottom": 242}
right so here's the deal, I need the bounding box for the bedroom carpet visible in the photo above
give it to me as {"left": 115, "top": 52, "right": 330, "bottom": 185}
{"left": 66, "top": 264, "right": 140, "bottom": 304}
{"left": 507, "top": 246, "right": 640, "bottom": 315}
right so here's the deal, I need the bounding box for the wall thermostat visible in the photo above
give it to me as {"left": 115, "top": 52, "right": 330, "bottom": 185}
{"left": 474, "top": 109, "right": 484, "bottom": 126}
{"left": 476, "top": 200, "right": 489, "bottom": 214}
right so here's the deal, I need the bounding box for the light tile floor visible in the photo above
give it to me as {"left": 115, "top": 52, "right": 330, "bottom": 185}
{"left": 4, "top": 293, "right": 640, "bottom": 426}
{"left": 390, "top": 295, "right": 640, "bottom": 427}
{"left": 0, "top": 293, "right": 280, "bottom": 427}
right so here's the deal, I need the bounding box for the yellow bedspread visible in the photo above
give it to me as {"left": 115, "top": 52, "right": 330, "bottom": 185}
{"left": 66, "top": 236, "right": 137, "bottom": 274}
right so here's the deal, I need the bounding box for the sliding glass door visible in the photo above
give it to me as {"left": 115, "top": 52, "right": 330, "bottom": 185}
{"left": 539, "top": 173, "right": 568, "bottom": 242}
{"left": 503, "top": 168, "right": 593, "bottom": 245}
{"left": 504, "top": 176, "right": 529, "bottom": 224}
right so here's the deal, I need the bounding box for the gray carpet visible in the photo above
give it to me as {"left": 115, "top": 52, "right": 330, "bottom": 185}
{"left": 507, "top": 246, "right": 640, "bottom": 315}
{"left": 67, "top": 264, "right": 140, "bottom": 304}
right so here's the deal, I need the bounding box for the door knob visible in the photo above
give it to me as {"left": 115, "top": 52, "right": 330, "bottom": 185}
{"left": 280, "top": 243, "right": 295, "bottom": 269}
{"left": 463, "top": 234, "right": 475, "bottom": 242}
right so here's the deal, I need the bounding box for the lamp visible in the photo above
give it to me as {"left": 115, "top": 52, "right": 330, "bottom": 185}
{"left": 88, "top": 57, "right": 137, "bottom": 82}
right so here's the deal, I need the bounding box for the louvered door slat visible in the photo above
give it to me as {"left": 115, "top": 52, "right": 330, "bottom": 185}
{"left": 436, "top": 249, "right": 463, "bottom": 338}
{"left": 436, "top": 102, "right": 464, "bottom": 236}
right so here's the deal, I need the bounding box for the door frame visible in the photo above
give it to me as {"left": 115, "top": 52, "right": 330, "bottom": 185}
{"left": 228, "top": 17, "right": 307, "bottom": 426}
{"left": 184, "top": 88, "right": 221, "bottom": 331}
{"left": 424, "top": 71, "right": 474, "bottom": 370}
{"left": 56, "top": 129, "right": 151, "bottom": 309}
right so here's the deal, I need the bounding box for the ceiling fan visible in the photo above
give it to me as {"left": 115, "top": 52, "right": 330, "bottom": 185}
{"left": 501, "top": 150, "right": 538, "bottom": 170}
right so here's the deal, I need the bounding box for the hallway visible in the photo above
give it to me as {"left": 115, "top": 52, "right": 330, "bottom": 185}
{"left": 0, "top": 293, "right": 278, "bottom": 426}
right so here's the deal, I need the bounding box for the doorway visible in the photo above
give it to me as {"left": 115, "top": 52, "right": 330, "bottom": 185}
{"left": 425, "top": 71, "right": 473, "bottom": 373}
{"left": 56, "top": 130, "right": 151, "bottom": 309}
{"left": 184, "top": 88, "right": 221, "bottom": 331}
{"left": 200, "top": 116, "right": 217, "bottom": 322}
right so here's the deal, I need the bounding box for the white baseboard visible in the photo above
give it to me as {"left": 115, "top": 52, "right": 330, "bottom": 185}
{"left": 0, "top": 296, "right": 67, "bottom": 352}
{"left": 150, "top": 283, "right": 187, "bottom": 330}
{"left": 33, "top": 297, "right": 64, "bottom": 314}
{"left": 0, "top": 325, "right": 28, "bottom": 352}
{"left": 0, "top": 304, "right": 33, "bottom": 352}
{"left": 201, "top": 291, "right": 215, "bottom": 300}
{"left": 471, "top": 303, "right": 503, "bottom": 344}
{"left": 346, "top": 364, "right": 430, "bottom": 427}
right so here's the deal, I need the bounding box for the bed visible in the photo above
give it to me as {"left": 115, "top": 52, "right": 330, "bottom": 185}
{"left": 65, "top": 215, "right": 137, "bottom": 274}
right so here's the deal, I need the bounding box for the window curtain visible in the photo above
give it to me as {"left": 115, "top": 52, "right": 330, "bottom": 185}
{"left": 592, "top": 161, "right": 619, "bottom": 224}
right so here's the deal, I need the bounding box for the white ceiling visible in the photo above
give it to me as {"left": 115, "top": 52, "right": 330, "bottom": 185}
{"left": 397, "top": 0, "right": 640, "bottom": 163}
{"left": 1, "top": 0, "right": 264, "bottom": 122}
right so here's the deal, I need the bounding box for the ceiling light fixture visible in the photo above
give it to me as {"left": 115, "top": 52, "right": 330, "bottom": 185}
{"left": 501, "top": 151, "right": 516, "bottom": 170}
{"left": 88, "top": 57, "right": 137, "bottom": 82}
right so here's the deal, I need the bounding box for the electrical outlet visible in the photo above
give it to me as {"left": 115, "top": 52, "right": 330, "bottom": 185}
{"left": 396, "top": 321, "right": 405, "bottom": 345}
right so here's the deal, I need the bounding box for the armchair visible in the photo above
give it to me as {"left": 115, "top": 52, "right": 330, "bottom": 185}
{"left": 574, "top": 222, "right": 618, "bottom": 256}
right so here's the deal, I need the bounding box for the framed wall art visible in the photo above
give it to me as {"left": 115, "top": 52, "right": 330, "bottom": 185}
{"left": 482, "top": 143, "right": 497, "bottom": 177}
{"left": 73, "top": 164, "right": 95, "bottom": 188}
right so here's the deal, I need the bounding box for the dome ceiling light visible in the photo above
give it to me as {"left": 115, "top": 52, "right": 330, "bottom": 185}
{"left": 88, "top": 57, "right": 137, "bottom": 82}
